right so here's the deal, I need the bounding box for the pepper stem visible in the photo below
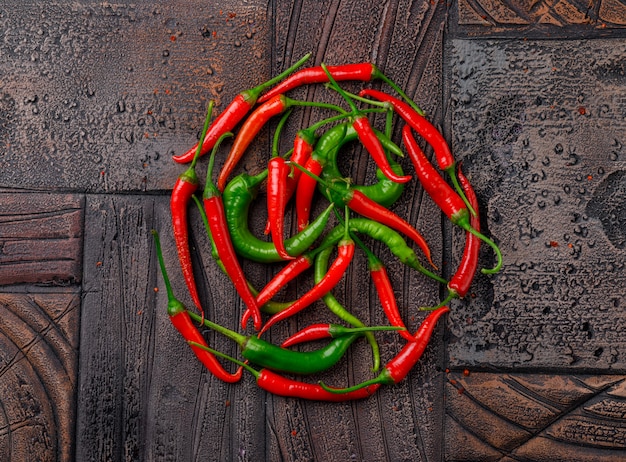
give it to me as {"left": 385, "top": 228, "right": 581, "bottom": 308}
{"left": 465, "top": 226, "right": 503, "bottom": 274}
{"left": 243, "top": 52, "right": 312, "bottom": 102}
{"left": 190, "top": 101, "right": 215, "bottom": 170}
{"left": 372, "top": 67, "right": 425, "bottom": 116}
{"left": 203, "top": 131, "right": 235, "bottom": 199}
{"left": 187, "top": 310, "right": 248, "bottom": 347}
{"left": 420, "top": 290, "right": 456, "bottom": 311}
{"left": 151, "top": 230, "right": 175, "bottom": 304}
{"left": 188, "top": 341, "right": 259, "bottom": 378}
{"left": 447, "top": 166, "right": 477, "bottom": 217}
{"left": 272, "top": 109, "right": 293, "bottom": 158}
{"left": 321, "top": 63, "right": 359, "bottom": 114}
{"left": 319, "top": 376, "right": 382, "bottom": 394}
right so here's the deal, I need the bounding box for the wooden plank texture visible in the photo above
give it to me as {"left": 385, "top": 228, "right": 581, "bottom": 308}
{"left": 0, "top": 192, "right": 83, "bottom": 285}
{"left": 0, "top": 288, "right": 80, "bottom": 462}
{"left": 1, "top": 0, "right": 625, "bottom": 461}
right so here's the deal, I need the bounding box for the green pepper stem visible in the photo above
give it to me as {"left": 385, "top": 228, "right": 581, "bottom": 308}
{"left": 372, "top": 68, "right": 425, "bottom": 116}
{"left": 420, "top": 290, "right": 455, "bottom": 311}
{"left": 321, "top": 63, "right": 359, "bottom": 114}
{"left": 204, "top": 131, "right": 235, "bottom": 199}
{"left": 188, "top": 341, "right": 259, "bottom": 378}
{"left": 319, "top": 376, "right": 382, "bottom": 394}
{"left": 190, "top": 101, "right": 215, "bottom": 170}
{"left": 243, "top": 52, "right": 312, "bottom": 101}
{"left": 272, "top": 109, "right": 293, "bottom": 158}
{"left": 187, "top": 310, "right": 247, "bottom": 346}
{"left": 465, "top": 226, "right": 503, "bottom": 274}
{"left": 284, "top": 96, "right": 349, "bottom": 115}
{"left": 151, "top": 230, "right": 175, "bottom": 302}
{"left": 447, "top": 166, "right": 477, "bottom": 217}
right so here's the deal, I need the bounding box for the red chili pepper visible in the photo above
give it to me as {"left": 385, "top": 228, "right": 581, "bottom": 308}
{"left": 169, "top": 102, "right": 217, "bottom": 317}
{"left": 352, "top": 114, "right": 411, "bottom": 184}
{"left": 170, "top": 172, "right": 202, "bottom": 314}
{"left": 281, "top": 323, "right": 404, "bottom": 348}
{"left": 189, "top": 341, "right": 380, "bottom": 401}
{"left": 258, "top": 63, "right": 377, "bottom": 103}
{"left": 402, "top": 125, "right": 502, "bottom": 274}
{"left": 217, "top": 94, "right": 288, "bottom": 191}
{"left": 255, "top": 254, "right": 313, "bottom": 307}
{"left": 266, "top": 157, "right": 295, "bottom": 260}
{"left": 152, "top": 230, "right": 242, "bottom": 383}
{"left": 295, "top": 154, "right": 324, "bottom": 231}
{"left": 257, "top": 369, "right": 379, "bottom": 401}
{"left": 172, "top": 53, "right": 311, "bottom": 164}
{"left": 293, "top": 160, "right": 437, "bottom": 269}
{"left": 287, "top": 128, "right": 316, "bottom": 197}
{"left": 368, "top": 254, "right": 415, "bottom": 342}
{"left": 203, "top": 134, "right": 263, "bottom": 331}
{"left": 217, "top": 95, "right": 347, "bottom": 191}
{"left": 360, "top": 88, "right": 476, "bottom": 216}
{"left": 320, "top": 306, "right": 449, "bottom": 393}
{"left": 448, "top": 166, "right": 481, "bottom": 298}
{"left": 258, "top": 235, "right": 355, "bottom": 337}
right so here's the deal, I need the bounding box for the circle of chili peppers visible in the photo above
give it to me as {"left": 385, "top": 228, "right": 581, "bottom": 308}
{"left": 154, "top": 55, "right": 503, "bottom": 401}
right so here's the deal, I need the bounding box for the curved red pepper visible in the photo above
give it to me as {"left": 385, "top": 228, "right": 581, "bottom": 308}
{"left": 448, "top": 167, "right": 480, "bottom": 298}
{"left": 295, "top": 154, "right": 324, "bottom": 231}
{"left": 170, "top": 170, "right": 203, "bottom": 315}
{"left": 152, "top": 230, "right": 242, "bottom": 383}
{"left": 320, "top": 306, "right": 449, "bottom": 393}
{"left": 368, "top": 256, "right": 415, "bottom": 342}
{"left": 255, "top": 254, "right": 313, "bottom": 307}
{"left": 352, "top": 115, "right": 411, "bottom": 184}
{"left": 217, "top": 94, "right": 289, "bottom": 191}
{"left": 173, "top": 53, "right": 311, "bottom": 164}
{"left": 258, "top": 238, "right": 355, "bottom": 336}
{"left": 402, "top": 125, "right": 502, "bottom": 274}
{"left": 203, "top": 135, "right": 263, "bottom": 331}
{"left": 266, "top": 157, "right": 295, "bottom": 260}
{"left": 258, "top": 63, "right": 376, "bottom": 103}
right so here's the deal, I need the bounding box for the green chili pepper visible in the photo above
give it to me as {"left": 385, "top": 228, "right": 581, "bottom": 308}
{"left": 318, "top": 218, "right": 447, "bottom": 284}
{"left": 306, "top": 122, "right": 405, "bottom": 208}
{"left": 314, "top": 242, "right": 382, "bottom": 372}
{"left": 222, "top": 169, "right": 334, "bottom": 263}
{"left": 187, "top": 311, "right": 362, "bottom": 375}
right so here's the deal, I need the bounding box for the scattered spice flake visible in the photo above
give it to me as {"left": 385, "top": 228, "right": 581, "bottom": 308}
{"left": 587, "top": 175, "right": 593, "bottom": 181}
{"left": 225, "top": 400, "right": 231, "bottom": 407}
{"left": 154, "top": 287, "right": 159, "bottom": 292}
{"left": 578, "top": 106, "right": 586, "bottom": 115}
{"left": 458, "top": 387, "right": 466, "bottom": 395}
{"left": 96, "top": 261, "right": 103, "bottom": 267}
{"left": 291, "top": 430, "right": 297, "bottom": 436}
{"left": 170, "top": 35, "right": 176, "bottom": 42}
{"left": 550, "top": 241, "right": 559, "bottom": 247}
{"left": 568, "top": 243, "right": 574, "bottom": 248}
{"left": 449, "top": 379, "right": 457, "bottom": 386}
{"left": 463, "top": 369, "right": 470, "bottom": 377}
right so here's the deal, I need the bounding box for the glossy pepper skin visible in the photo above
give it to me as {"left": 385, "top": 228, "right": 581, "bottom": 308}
{"left": 258, "top": 63, "right": 377, "bottom": 103}
{"left": 190, "top": 342, "right": 381, "bottom": 401}
{"left": 187, "top": 311, "right": 362, "bottom": 376}
{"left": 172, "top": 53, "right": 311, "bottom": 164}
{"left": 258, "top": 236, "right": 355, "bottom": 337}
{"left": 402, "top": 125, "right": 502, "bottom": 274}
{"left": 202, "top": 136, "right": 263, "bottom": 331}
{"left": 361, "top": 88, "right": 476, "bottom": 216}
{"left": 222, "top": 169, "right": 334, "bottom": 263}
{"left": 152, "top": 230, "right": 242, "bottom": 383}
{"left": 321, "top": 306, "right": 450, "bottom": 393}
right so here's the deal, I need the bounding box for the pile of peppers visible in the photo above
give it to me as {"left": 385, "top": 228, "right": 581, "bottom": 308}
{"left": 153, "top": 53, "right": 503, "bottom": 401}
